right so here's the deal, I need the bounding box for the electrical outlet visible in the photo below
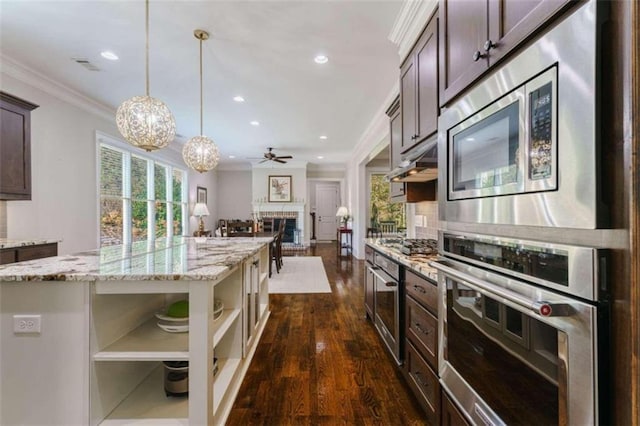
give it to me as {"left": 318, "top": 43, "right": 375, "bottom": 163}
{"left": 13, "top": 314, "right": 41, "bottom": 334}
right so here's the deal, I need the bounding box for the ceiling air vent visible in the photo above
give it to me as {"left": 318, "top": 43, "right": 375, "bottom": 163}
{"left": 71, "top": 57, "right": 101, "bottom": 71}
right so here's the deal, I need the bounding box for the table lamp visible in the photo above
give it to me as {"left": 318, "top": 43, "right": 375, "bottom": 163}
{"left": 336, "top": 206, "right": 350, "bottom": 228}
{"left": 193, "top": 202, "right": 210, "bottom": 235}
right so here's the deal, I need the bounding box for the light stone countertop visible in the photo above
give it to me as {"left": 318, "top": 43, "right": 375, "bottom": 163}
{"left": 364, "top": 238, "right": 439, "bottom": 282}
{"left": 0, "top": 237, "right": 272, "bottom": 282}
{"left": 0, "top": 239, "right": 61, "bottom": 250}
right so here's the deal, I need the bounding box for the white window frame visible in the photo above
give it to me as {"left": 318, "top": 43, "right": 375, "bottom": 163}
{"left": 97, "top": 132, "right": 188, "bottom": 247}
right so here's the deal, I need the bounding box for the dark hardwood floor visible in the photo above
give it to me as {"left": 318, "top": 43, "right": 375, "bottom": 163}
{"left": 227, "top": 243, "right": 428, "bottom": 425}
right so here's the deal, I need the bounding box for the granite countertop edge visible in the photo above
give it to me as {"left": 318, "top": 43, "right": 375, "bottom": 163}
{"left": 0, "top": 237, "right": 272, "bottom": 283}
{"left": 365, "top": 238, "right": 438, "bottom": 281}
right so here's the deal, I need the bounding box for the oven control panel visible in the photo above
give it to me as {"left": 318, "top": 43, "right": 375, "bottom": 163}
{"left": 442, "top": 233, "right": 568, "bottom": 286}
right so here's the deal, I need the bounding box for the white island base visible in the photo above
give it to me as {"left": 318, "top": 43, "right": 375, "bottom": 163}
{"left": 0, "top": 239, "right": 270, "bottom": 426}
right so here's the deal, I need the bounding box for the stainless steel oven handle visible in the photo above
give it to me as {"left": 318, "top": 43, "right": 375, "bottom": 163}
{"left": 371, "top": 268, "right": 397, "bottom": 288}
{"left": 430, "top": 260, "right": 571, "bottom": 317}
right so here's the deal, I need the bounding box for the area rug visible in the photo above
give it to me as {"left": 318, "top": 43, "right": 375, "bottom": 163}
{"left": 268, "top": 256, "right": 332, "bottom": 294}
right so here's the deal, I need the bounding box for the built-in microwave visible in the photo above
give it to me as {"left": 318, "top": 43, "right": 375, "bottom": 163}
{"left": 448, "top": 66, "right": 556, "bottom": 201}
{"left": 438, "top": 0, "right": 604, "bottom": 230}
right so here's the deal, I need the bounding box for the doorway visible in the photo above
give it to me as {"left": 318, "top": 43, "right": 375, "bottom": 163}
{"left": 315, "top": 183, "right": 340, "bottom": 241}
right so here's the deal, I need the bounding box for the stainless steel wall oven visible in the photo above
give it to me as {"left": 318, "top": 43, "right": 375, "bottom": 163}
{"left": 431, "top": 231, "right": 608, "bottom": 425}
{"left": 438, "top": 0, "right": 606, "bottom": 229}
{"left": 372, "top": 251, "right": 403, "bottom": 365}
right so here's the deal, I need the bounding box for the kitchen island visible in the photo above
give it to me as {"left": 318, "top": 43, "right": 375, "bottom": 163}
{"left": 0, "top": 236, "right": 272, "bottom": 425}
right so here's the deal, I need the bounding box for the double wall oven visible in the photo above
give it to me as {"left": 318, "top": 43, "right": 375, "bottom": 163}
{"left": 431, "top": 232, "right": 607, "bottom": 425}
{"left": 434, "top": 1, "right": 611, "bottom": 424}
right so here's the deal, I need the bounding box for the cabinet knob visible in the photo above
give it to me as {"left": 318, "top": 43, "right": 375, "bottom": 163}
{"left": 483, "top": 39, "right": 497, "bottom": 52}
{"left": 472, "top": 50, "right": 485, "bottom": 62}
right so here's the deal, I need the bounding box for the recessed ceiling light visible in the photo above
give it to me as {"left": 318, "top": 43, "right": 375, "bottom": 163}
{"left": 314, "top": 55, "right": 329, "bottom": 64}
{"left": 233, "top": 96, "right": 245, "bottom": 102}
{"left": 100, "top": 50, "right": 119, "bottom": 61}
{"left": 317, "top": 156, "right": 324, "bottom": 159}
{"left": 465, "top": 137, "right": 475, "bottom": 141}
{"left": 250, "top": 121, "right": 260, "bottom": 126}
{"left": 319, "top": 135, "right": 328, "bottom": 140}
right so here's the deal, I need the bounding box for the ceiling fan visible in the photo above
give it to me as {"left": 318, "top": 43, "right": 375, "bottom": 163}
{"left": 256, "top": 147, "right": 293, "bottom": 164}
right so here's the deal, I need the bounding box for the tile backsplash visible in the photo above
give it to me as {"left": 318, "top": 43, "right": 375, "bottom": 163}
{"left": 0, "top": 201, "right": 6, "bottom": 238}
{"left": 413, "top": 200, "right": 438, "bottom": 240}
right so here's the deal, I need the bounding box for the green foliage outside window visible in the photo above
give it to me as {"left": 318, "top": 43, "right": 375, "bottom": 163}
{"left": 370, "top": 174, "right": 405, "bottom": 229}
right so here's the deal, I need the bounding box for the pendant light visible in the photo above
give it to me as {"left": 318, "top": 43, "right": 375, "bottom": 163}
{"left": 116, "top": 0, "right": 176, "bottom": 152}
{"left": 182, "top": 29, "right": 220, "bottom": 173}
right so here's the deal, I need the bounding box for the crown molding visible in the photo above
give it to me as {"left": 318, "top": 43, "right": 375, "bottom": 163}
{"left": 0, "top": 54, "right": 115, "bottom": 123}
{"left": 348, "top": 82, "right": 398, "bottom": 166}
{"left": 388, "top": 0, "right": 438, "bottom": 62}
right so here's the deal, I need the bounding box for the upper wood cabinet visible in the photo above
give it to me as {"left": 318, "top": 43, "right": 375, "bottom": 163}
{"left": 0, "top": 92, "right": 38, "bottom": 200}
{"left": 439, "top": 0, "right": 573, "bottom": 106}
{"left": 386, "top": 97, "right": 405, "bottom": 199}
{"left": 400, "top": 11, "right": 439, "bottom": 154}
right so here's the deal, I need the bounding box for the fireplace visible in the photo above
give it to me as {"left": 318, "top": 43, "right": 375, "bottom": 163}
{"left": 252, "top": 202, "right": 306, "bottom": 248}
{"left": 271, "top": 218, "right": 297, "bottom": 243}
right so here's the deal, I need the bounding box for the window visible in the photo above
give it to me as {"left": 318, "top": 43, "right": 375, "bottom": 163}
{"left": 369, "top": 174, "right": 406, "bottom": 231}
{"left": 99, "top": 144, "right": 187, "bottom": 247}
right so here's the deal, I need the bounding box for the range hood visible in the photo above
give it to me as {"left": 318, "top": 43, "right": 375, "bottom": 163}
{"left": 386, "top": 136, "right": 438, "bottom": 183}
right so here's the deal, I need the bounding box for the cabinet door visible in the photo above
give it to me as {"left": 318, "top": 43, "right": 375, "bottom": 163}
{"left": 389, "top": 107, "right": 406, "bottom": 199}
{"left": 365, "top": 266, "right": 375, "bottom": 320}
{"left": 487, "top": 0, "right": 572, "bottom": 65}
{"left": 0, "top": 94, "right": 37, "bottom": 200}
{"left": 439, "top": 0, "right": 489, "bottom": 106}
{"left": 415, "top": 14, "right": 439, "bottom": 142}
{"left": 400, "top": 58, "right": 417, "bottom": 152}
{"left": 442, "top": 393, "right": 471, "bottom": 426}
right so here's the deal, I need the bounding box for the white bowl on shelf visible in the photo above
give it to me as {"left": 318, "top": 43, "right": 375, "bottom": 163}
{"left": 213, "top": 299, "right": 224, "bottom": 321}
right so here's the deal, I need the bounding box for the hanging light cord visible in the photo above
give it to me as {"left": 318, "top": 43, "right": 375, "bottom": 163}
{"left": 199, "top": 35, "right": 204, "bottom": 135}
{"left": 145, "top": 0, "right": 150, "bottom": 97}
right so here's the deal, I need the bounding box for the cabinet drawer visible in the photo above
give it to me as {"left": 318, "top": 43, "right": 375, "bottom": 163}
{"left": 406, "top": 296, "right": 438, "bottom": 370}
{"left": 405, "top": 269, "right": 437, "bottom": 314}
{"left": 17, "top": 243, "right": 57, "bottom": 262}
{"left": 406, "top": 339, "right": 440, "bottom": 424}
{"left": 0, "top": 249, "right": 17, "bottom": 265}
{"left": 365, "top": 245, "right": 374, "bottom": 264}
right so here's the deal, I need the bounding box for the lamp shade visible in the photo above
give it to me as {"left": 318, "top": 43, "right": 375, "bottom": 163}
{"left": 336, "top": 206, "right": 349, "bottom": 217}
{"left": 193, "top": 202, "right": 210, "bottom": 217}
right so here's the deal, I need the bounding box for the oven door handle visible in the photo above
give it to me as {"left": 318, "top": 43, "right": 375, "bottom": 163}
{"left": 429, "top": 260, "right": 571, "bottom": 317}
{"left": 371, "top": 268, "right": 398, "bottom": 288}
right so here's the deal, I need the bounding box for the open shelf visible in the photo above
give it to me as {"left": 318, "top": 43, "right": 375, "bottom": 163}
{"left": 213, "top": 308, "right": 241, "bottom": 345}
{"left": 100, "top": 365, "right": 188, "bottom": 425}
{"left": 213, "top": 357, "right": 241, "bottom": 413}
{"left": 94, "top": 317, "right": 189, "bottom": 361}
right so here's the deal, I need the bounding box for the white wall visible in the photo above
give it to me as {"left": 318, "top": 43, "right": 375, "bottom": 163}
{"left": 216, "top": 170, "right": 252, "bottom": 220}
{"left": 345, "top": 86, "right": 398, "bottom": 258}
{"left": 251, "top": 165, "right": 307, "bottom": 204}
{"left": 1, "top": 72, "right": 216, "bottom": 253}
{"left": 2, "top": 74, "right": 119, "bottom": 254}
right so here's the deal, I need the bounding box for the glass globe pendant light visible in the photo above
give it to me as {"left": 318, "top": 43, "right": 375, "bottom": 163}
{"left": 182, "top": 30, "right": 220, "bottom": 173}
{"left": 116, "top": 0, "right": 176, "bottom": 152}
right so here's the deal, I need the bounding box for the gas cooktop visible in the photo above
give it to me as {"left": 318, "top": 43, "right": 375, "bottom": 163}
{"left": 401, "top": 239, "right": 438, "bottom": 256}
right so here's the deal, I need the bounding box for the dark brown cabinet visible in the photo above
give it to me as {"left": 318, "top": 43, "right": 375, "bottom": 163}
{"left": 0, "top": 92, "right": 38, "bottom": 200}
{"left": 0, "top": 243, "right": 57, "bottom": 265}
{"left": 386, "top": 97, "right": 405, "bottom": 199}
{"left": 439, "top": 0, "right": 573, "bottom": 106}
{"left": 442, "top": 393, "right": 471, "bottom": 426}
{"left": 404, "top": 268, "right": 440, "bottom": 423}
{"left": 400, "top": 10, "right": 439, "bottom": 152}
{"left": 364, "top": 246, "right": 375, "bottom": 319}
